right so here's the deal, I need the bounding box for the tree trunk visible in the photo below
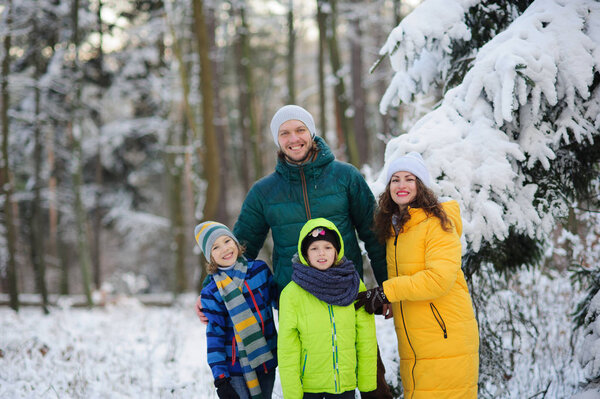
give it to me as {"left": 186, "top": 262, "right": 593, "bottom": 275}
{"left": 192, "top": 0, "right": 220, "bottom": 222}
{"left": 71, "top": 0, "right": 93, "bottom": 306}
{"left": 287, "top": 0, "right": 296, "bottom": 104}
{"left": 91, "top": 0, "right": 105, "bottom": 289}
{"left": 166, "top": 122, "right": 187, "bottom": 293}
{"left": 1, "top": 0, "right": 18, "bottom": 311}
{"left": 207, "top": 4, "right": 229, "bottom": 225}
{"left": 320, "top": 0, "right": 360, "bottom": 167}
{"left": 30, "top": 39, "right": 49, "bottom": 313}
{"left": 47, "top": 126, "right": 71, "bottom": 295}
{"left": 235, "top": 34, "right": 251, "bottom": 192}
{"left": 236, "top": 4, "right": 262, "bottom": 181}
{"left": 394, "top": 0, "right": 402, "bottom": 26}
{"left": 349, "top": 10, "right": 369, "bottom": 165}
{"left": 316, "top": 2, "right": 327, "bottom": 141}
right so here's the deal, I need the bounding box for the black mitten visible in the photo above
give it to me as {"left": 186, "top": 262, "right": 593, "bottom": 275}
{"left": 214, "top": 377, "right": 240, "bottom": 399}
{"left": 355, "top": 287, "right": 390, "bottom": 314}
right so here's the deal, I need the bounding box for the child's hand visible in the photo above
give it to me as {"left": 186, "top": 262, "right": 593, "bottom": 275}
{"left": 214, "top": 377, "right": 240, "bottom": 399}
{"left": 195, "top": 296, "right": 208, "bottom": 325}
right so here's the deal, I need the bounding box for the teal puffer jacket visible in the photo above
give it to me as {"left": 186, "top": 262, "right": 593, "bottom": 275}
{"left": 233, "top": 137, "right": 387, "bottom": 295}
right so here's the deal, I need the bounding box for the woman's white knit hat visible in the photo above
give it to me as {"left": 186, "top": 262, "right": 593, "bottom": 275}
{"left": 194, "top": 221, "right": 239, "bottom": 262}
{"left": 386, "top": 152, "right": 431, "bottom": 187}
{"left": 270, "top": 105, "right": 317, "bottom": 147}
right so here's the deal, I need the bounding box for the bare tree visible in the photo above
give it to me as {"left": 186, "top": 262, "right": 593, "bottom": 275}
{"left": 287, "top": 0, "right": 296, "bottom": 104}
{"left": 1, "top": 0, "right": 19, "bottom": 311}
{"left": 192, "top": 0, "right": 221, "bottom": 222}
{"left": 28, "top": 16, "right": 49, "bottom": 312}
{"left": 70, "top": 0, "right": 93, "bottom": 306}
{"left": 207, "top": 4, "right": 230, "bottom": 225}
{"left": 234, "top": 2, "right": 262, "bottom": 182}
{"left": 91, "top": 0, "right": 105, "bottom": 289}
{"left": 349, "top": 4, "right": 369, "bottom": 165}
{"left": 316, "top": 1, "right": 328, "bottom": 140}
{"left": 318, "top": 0, "right": 360, "bottom": 167}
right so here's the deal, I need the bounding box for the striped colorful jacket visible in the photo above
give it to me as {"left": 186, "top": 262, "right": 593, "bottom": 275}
{"left": 201, "top": 258, "right": 278, "bottom": 380}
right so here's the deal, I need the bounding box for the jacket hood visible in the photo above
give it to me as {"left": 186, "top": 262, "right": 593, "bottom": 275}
{"left": 297, "top": 218, "right": 345, "bottom": 266}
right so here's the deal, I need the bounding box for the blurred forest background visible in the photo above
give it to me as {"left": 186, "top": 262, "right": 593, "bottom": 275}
{"left": 0, "top": 0, "right": 422, "bottom": 306}
{"left": 3, "top": 0, "right": 600, "bottom": 396}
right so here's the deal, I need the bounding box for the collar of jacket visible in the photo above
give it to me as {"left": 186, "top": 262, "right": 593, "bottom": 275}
{"left": 275, "top": 136, "right": 335, "bottom": 181}
{"left": 402, "top": 201, "right": 461, "bottom": 232}
{"left": 403, "top": 206, "right": 429, "bottom": 230}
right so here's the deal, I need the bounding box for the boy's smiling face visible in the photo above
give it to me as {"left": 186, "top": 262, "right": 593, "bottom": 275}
{"left": 210, "top": 235, "right": 239, "bottom": 267}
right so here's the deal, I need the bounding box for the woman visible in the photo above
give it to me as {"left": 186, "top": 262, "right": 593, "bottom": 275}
{"left": 355, "top": 152, "right": 479, "bottom": 398}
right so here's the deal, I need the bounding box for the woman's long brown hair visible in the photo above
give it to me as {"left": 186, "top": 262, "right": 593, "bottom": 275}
{"left": 373, "top": 177, "right": 452, "bottom": 243}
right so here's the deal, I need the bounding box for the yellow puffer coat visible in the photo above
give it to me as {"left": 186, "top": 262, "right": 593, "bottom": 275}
{"left": 382, "top": 200, "right": 479, "bottom": 398}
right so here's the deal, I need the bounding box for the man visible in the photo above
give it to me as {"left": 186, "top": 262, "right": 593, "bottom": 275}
{"left": 197, "top": 105, "right": 392, "bottom": 398}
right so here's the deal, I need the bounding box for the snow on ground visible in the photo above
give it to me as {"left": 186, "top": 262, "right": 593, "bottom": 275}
{"left": 0, "top": 267, "right": 585, "bottom": 398}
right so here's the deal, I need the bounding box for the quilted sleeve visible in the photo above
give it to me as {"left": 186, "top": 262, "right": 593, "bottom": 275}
{"left": 277, "top": 285, "right": 304, "bottom": 399}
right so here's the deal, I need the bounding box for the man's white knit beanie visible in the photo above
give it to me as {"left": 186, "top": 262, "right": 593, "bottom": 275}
{"left": 386, "top": 152, "right": 431, "bottom": 188}
{"left": 270, "top": 105, "right": 317, "bottom": 147}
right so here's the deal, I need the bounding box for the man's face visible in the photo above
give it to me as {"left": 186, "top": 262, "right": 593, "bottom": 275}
{"left": 277, "top": 119, "right": 313, "bottom": 163}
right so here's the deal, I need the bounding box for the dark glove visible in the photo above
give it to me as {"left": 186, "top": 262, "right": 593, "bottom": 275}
{"left": 354, "top": 287, "right": 390, "bottom": 314}
{"left": 214, "top": 377, "right": 240, "bottom": 399}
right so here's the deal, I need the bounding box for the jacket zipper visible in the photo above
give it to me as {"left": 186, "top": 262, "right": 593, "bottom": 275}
{"left": 301, "top": 350, "right": 308, "bottom": 383}
{"left": 396, "top": 236, "right": 416, "bottom": 399}
{"left": 328, "top": 304, "right": 341, "bottom": 392}
{"left": 299, "top": 168, "right": 311, "bottom": 219}
{"left": 394, "top": 232, "right": 399, "bottom": 276}
{"left": 430, "top": 303, "right": 448, "bottom": 339}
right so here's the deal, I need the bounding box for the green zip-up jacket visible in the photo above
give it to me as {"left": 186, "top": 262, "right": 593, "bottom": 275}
{"left": 233, "top": 136, "right": 387, "bottom": 295}
{"left": 278, "top": 218, "right": 377, "bottom": 398}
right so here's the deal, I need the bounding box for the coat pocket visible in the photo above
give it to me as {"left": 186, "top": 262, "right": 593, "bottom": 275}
{"left": 430, "top": 303, "right": 448, "bottom": 339}
{"left": 300, "top": 349, "right": 308, "bottom": 382}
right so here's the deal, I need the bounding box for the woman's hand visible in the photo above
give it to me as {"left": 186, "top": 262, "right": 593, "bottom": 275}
{"left": 381, "top": 303, "right": 393, "bottom": 319}
{"left": 355, "top": 287, "right": 390, "bottom": 314}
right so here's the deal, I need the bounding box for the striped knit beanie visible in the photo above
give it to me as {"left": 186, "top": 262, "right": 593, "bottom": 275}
{"left": 194, "top": 221, "right": 239, "bottom": 262}
{"left": 270, "top": 105, "right": 317, "bottom": 147}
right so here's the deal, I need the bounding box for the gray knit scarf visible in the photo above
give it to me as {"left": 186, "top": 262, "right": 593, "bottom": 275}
{"left": 291, "top": 256, "right": 360, "bottom": 306}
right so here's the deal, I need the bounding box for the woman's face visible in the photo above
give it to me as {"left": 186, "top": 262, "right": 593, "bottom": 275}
{"left": 306, "top": 240, "right": 337, "bottom": 271}
{"left": 210, "top": 235, "right": 239, "bottom": 267}
{"left": 389, "top": 171, "right": 418, "bottom": 207}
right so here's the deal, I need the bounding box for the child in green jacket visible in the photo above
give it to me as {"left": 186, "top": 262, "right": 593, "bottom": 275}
{"left": 278, "top": 218, "right": 377, "bottom": 399}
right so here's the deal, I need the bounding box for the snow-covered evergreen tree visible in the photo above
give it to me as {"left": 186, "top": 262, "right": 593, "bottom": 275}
{"left": 374, "top": 0, "right": 599, "bottom": 395}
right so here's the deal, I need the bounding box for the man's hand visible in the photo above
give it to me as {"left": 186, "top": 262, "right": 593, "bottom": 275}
{"left": 355, "top": 286, "right": 390, "bottom": 314}
{"left": 195, "top": 296, "right": 208, "bottom": 325}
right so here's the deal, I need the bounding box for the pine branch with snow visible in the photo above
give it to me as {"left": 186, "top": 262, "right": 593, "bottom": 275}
{"left": 375, "top": 0, "right": 600, "bottom": 395}
{"left": 375, "top": 0, "right": 600, "bottom": 268}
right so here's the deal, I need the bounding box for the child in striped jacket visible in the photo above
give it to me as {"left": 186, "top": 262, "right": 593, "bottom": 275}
{"left": 195, "top": 221, "right": 277, "bottom": 399}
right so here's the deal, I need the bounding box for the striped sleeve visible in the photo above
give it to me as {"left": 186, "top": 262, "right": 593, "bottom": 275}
{"left": 201, "top": 284, "right": 230, "bottom": 380}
